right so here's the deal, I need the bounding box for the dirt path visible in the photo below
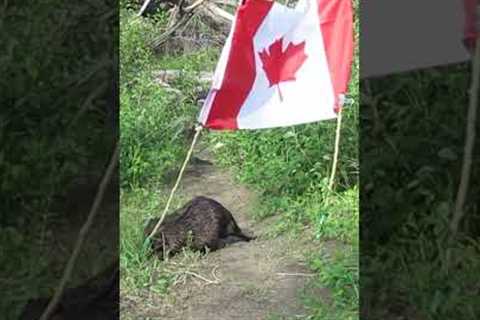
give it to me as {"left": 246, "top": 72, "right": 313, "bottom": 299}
{"left": 124, "top": 144, "right": 329, "bottom": 320}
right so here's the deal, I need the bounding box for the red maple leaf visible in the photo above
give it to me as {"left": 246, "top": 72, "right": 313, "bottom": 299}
{"left": 258, "top": 37, "right": 308, "bottom": 101}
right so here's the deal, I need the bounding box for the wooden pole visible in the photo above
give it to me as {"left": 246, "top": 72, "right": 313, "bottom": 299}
{"left": 328, "top": 109, "right": 343, "bottom": 191}
{"left": 147, "top": 124, "right": 203, "bottom": 240}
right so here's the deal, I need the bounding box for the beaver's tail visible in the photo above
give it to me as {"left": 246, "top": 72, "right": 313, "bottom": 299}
{"left": 229, "top": 219, "right": 256, "bottom": 241}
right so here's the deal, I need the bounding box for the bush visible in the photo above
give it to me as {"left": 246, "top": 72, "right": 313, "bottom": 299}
{"left": 120, "top": 9, "right": 198, "bottom": 188}
{"left": 0, "top": 2, "right": 115, "bottom": 225}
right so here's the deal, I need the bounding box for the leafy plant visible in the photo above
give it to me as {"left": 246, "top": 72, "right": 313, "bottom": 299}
{"left": 361, "top": 63, "right": 480, "bottom": 319}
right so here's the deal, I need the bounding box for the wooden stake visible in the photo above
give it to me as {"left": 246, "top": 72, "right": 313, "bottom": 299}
{"left": 147, "top": 124, "right": 203, "bottom": 240}
{"left": 328, "top": 109, "right": 343, "bottom": 191}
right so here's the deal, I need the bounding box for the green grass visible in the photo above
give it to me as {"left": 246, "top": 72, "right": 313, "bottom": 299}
{"left": 1, "top": 2, "right": 116, "bottom": 319}
{"left": 119, "top": 8, "right": 220, "bottom": 297}
{"left": 120, "top": 188, "right": 180, "bottom": 296}
{"left": 361, "top": 64, "right": 480, "bottom": 319}
{"left": 206, "top": 0, "right": 360, "bottom": 317}
{"left": 120, "top": 2, "right": 359, "bottom": 319}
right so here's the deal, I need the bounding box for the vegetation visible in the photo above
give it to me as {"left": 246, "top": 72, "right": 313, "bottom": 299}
{"left": 0, "top": 2, "right": 116, "bottom": 319}
{"left": 207, "top": 38, "right": 359, "bottom": 319}
{"left": 120, "top": 1, "right": 359, "bottom": 319}
{"left": 361, "top": 64, "right": 480, "bottom": 319}
{"left": 119, "top": 6, "right": 209, "bottom": 297}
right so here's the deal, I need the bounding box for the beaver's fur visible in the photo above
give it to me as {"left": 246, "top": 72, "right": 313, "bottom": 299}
{"left": 145, "top": 196, "right": 254, "bottom": 258}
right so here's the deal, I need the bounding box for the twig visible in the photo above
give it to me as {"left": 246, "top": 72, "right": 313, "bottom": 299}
{"left": 167, "top": 4, "right": 179, "bottom": 29}
{"left": 445, "top": 37, "right": 480, "bottom": 272}
{"left": 184, "top": 270, "right": 220, "bottom": 284}
{"left": 211, "top": 265, "right": 220, "bottom": 282}
{"left": 147, "top": 125, "right": 203, "bottom": 240}
{"left": 154, "top": 69, "right": 213, "bottom": 84}
{"left": 167, "top": 0, "right": 186, "bottom": 29}
{"left": 204, "top": 3, "right": 234, "bottom": 22}
{"left": 185, "top": 0, "right": 207, "bottom": 12}
{"left": 39, "top": 144, "right": 119, "bottom": 320}
{"left": 150, "top": 0, "right": 234, "bottom": 51}
{"left": 162, "top": 232, "right": 168, "bottom": 261}
{"left": 151, "top": 9, "right": 198, "bottom": 50}
{"left": 276, "top": 272, "right": 315, "bottom": 277}
{"left": 328, "top": 108, "right": 343, "bottom": 190}
{"left": 210, "top": 0, "right": 238, "bottom": 6}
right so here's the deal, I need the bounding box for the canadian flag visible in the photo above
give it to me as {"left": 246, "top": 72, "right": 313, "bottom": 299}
{"left": 198, "top": 0, "right": 354, "bottom": 130}
{"left": 464, "top": 0, "right": 479, "bottom": 51}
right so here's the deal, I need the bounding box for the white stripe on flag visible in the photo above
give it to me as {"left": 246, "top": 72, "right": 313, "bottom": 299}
{"left": 236, "top": 0, "right": 336, "bottom": 129}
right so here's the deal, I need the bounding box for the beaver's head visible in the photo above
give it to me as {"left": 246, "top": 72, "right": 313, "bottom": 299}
{"left": 143, "top": 218, "right": 173, "bottom": 258}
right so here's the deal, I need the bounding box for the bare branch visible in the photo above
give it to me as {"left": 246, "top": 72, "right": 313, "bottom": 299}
{"left": 445, "top": 38, "right": 480, "bottom": 273}
{"left": 40, "top": 144, "right": 119, "bottom": 320}
{"left": 451, "top": 42, "right": 480, "bottom": 232}
{"left": 204, "top": 3, "right": 234, "bottom": 22}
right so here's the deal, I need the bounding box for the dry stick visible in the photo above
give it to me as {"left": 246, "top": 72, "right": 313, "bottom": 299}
{"left": 39, "top": 144, "right": 119, "bottom": 320}
{"left": 185, "top": 0, "right": 208, "bottom": 11}
{"left": 151, "top": 9, "right": 197, "bottom": 49}
{"left": 211, "top": 265, "right": 220, "bottom": 282}
{"left": 445, "top": 38, "right": 480, "bottom": 272}
{"left": 147, "top": 125, "right": 203, "bottom": 240}
{"left": 328, "top": 108, "right": 343, "bottom": 190}
{"left": 276, "top": 272, "right": 315, "bottom": 277}
{"left": 184, "top": 270, "right": 220, "bottom": 284}
{"left": 151, "top": 0, "right": 231, "bottom": 50}
{"left": 204, "top": 2, "right": 234, "bottom": 22}
{"left": 167, "top": 3, "right": 181, "bottom": 29}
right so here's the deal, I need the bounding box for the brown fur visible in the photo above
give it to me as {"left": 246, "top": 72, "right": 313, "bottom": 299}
{"left": 144, "top": 196, "right": 254, "bottom": 258}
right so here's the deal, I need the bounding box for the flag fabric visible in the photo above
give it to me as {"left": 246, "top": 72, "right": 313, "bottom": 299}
{"left": 463, "top": 0, "right": 479, "bottom": 51}
{"left": 198, "top": 0, "right": 354, "bottom": 130}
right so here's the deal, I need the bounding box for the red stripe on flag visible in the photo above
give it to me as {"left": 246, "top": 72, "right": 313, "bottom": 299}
{"left": 317, "top": 0, "right": 354, "bottom": 113}
{"left": 204, "top": 0, "right": 274, "bottom": 130}
{"left": 463, "top": 0, "right": 478, "bottom": 51}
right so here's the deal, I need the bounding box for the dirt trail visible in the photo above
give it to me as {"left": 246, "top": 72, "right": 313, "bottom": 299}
{"left": 126, "top": 144, "right": 329, "bottom": 320}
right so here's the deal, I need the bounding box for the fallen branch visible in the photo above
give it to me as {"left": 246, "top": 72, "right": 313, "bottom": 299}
{"left": 204, "top": 3, "right": 234, "bottom": 22}
{"left": 154, "top": 69, "right": 213, "bottom": 84}
{"left": 210, "top": 0, "right": 238, "bottom": 6}
{"left": 151, "top": 9, "right": 198, "bottom": 50}
{"left": 211, "top": 265, "right": 220, "bottom": 282}
{"left": 185, "top": 0, "right": 207, "bottom": 11}
{"left": 184, "top": 270, "right": 220, "bottom": 284}
{"left": 149, "top": 0, "right": 235, "bottom": 51}
{"left": 166, "top": 0, "right": 185, "bottom": 29}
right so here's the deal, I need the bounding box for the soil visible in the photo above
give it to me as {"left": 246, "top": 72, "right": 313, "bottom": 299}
{"left": 121, "top": 144, "right": 332, "bottom": 320}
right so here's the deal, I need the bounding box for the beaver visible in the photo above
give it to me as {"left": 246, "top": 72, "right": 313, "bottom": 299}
{"left": 144, "top": 196, "right": 255, "bottom": 258}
